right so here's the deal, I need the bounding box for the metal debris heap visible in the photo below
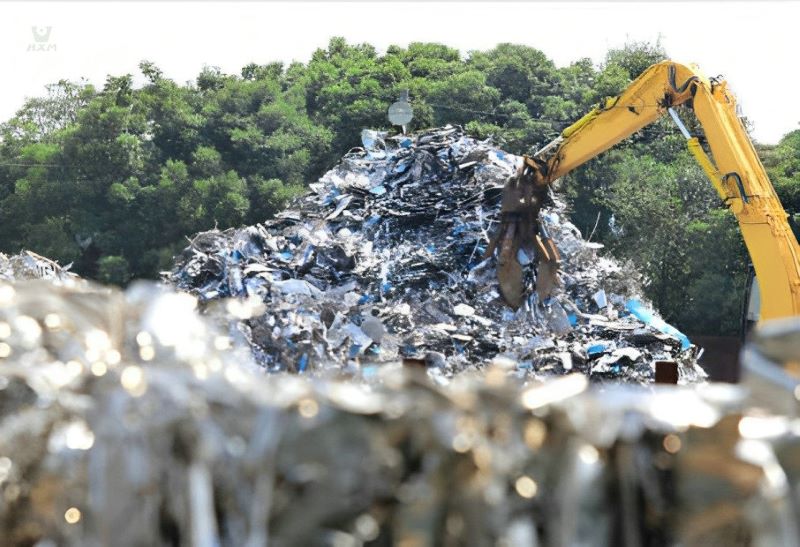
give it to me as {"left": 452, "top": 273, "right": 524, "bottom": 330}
{"left": 0, "top": 251, "right": 83, "bottom": 286}
{"left": 169, "top": 126, "right": 704, "bottom": 383}
{"left": 0, "top": 280, "right": 797, "bottom": 547}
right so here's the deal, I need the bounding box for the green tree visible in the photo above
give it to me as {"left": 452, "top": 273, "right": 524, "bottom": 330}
{"left": 469, "top": 44, "right": 560, "bottom": 117}
{"left": 97, "top": 255, "right": 131, "bottom": 285}
{"left": 301, "top": 37, "right": 409, "bottom": 156}
{"left": 428, "top": 71, "right": 500, "bottom": 127}
{"left": 0, "top": 38, "right": 782, "bottom": 338}
{"left": 600, "top": 152, "right": 747, "bottom": 334}
{"left": 247, "top": 177, "right": 302, "bottom": 224}
{"left": 766, "top": 129, "right": 800, "bottom": 212}
{"left": 603, "top": 39, "right": 667, "bottom": 81}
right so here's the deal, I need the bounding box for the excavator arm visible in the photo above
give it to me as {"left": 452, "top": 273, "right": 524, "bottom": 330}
{"left": 495, "top": 61, "right": 800, "bottom": 322}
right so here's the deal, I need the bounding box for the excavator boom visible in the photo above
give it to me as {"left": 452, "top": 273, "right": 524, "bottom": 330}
{"left": 496, "top": 61, "right": 800, "bottom": 321}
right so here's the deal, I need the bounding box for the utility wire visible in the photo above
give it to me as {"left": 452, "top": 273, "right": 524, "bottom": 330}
{"left": 426, "top": 102, "right": 683, "bottom": 142}
{"left": 427, "top": 101, "right": 676, "bottom": 124}
{"left": 425, "top": 111, "right": 687, "bottom": 149}
{"left": 0, "top": 163, "right": 60, "bottom": 167}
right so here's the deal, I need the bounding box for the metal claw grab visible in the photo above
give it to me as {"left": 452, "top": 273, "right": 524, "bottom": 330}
{"left": 485, "top": 157, "right": 561, "bottom": 309}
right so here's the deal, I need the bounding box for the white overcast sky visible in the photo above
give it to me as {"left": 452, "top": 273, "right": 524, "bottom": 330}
{"left": 1, "top": 1, "right": 798, "bottom": 143}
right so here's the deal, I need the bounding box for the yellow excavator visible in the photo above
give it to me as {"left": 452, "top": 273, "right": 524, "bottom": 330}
{"left": 490, "top": 61, "right": 800, "bottom": 404}
{"left": 493, "top": 60, "right": 800, "bottom": 319}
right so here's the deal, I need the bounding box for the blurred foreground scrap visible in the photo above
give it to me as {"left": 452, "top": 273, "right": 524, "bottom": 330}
{"left": 0, "top": 280, "right": 798, "bottom": 547}
{"left": 167, "top": 127, "right": 703, "bottom": 384}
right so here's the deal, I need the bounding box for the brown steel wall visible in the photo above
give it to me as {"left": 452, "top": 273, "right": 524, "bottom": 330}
{"left": 690, "top": 335, "right": 742, "bottom": 383}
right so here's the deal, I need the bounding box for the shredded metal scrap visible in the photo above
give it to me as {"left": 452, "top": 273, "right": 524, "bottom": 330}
{"left": 0, "top": 281, "right": 795, "bottom": 546}
{"left": 168, "top": 126, "right": 703, "bottom": 383}
{"left": 0, "top": 251, "right": 82, "bottom": 286}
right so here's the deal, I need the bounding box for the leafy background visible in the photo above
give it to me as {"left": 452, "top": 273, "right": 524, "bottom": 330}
{"left": 2, "top": 38, "right": 798, "bottom": 336}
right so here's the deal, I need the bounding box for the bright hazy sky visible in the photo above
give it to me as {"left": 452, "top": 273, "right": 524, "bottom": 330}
{"left": 1, "top": 1, "right": 798, "bottom": 143}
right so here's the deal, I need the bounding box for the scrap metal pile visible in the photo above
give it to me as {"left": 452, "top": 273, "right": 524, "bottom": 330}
{"left": 0, "top": 280, "right": 797, "bottom": 547}
{"left": 0, "top": 251, "right": 83, "bottom": 286}
{"left": 169, "top": 126, "right": 704, "bottom": 384}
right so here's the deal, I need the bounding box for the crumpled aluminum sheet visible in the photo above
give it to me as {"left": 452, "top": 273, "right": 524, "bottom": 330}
{"left": 166, "top": 126, "right": 704, "bottom": 384}
{"left": 0, "top": 280, "right": 795, "bottom": 547}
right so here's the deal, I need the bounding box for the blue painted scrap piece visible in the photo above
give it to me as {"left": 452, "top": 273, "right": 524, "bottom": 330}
{"left": 401, "top": 344, "right": 417, "bottom": 356}
{"left": 626, "top": 299, "right": 691, "bottom": 350}
{"left": 300, "top": 245, "right": 315, "bottom": 266}
{"left": 369, "top": 185, "right": 387, "bottom": 196}
{"left": 322, "top": 188, "right": 340, "bottom": 205}
{"left": 517, "top": 248, "right": 532, "bottom": 266}
{"left": 587, "top": 341, "right": 614, "bottom": 356}
{"left": 297, "top": 353, "right": 309, "bottom": 372}
{"left": 567, "top": 313, "right": 578, "bottom": 326}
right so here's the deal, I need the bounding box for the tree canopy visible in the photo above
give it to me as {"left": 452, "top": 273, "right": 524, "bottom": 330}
{"left": 1, "top": 38, "right": 796, "bottom": 336}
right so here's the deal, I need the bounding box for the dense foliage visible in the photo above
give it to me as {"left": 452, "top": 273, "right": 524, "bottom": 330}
{"left": 1, "top": 38, "right": 797, "bottom": 335}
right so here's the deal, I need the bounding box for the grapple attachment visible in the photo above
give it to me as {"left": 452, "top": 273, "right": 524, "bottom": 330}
{"left": 485, "top": 157, "right": 560, "bottom": 309}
